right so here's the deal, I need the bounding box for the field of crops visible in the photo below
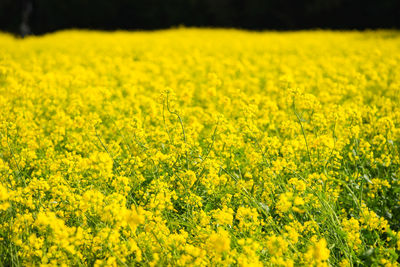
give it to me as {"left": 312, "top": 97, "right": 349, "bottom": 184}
{"left": 1, "top": 29, "right": 400, "bottom": 266}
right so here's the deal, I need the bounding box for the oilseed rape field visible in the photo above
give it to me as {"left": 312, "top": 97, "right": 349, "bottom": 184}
{"left": 0, "top": 29, "right": 400, "bottom": 266}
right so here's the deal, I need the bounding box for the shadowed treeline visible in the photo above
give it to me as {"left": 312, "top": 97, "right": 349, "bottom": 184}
{"left": 0, "top": 0, "right": 399, "bottom": 35}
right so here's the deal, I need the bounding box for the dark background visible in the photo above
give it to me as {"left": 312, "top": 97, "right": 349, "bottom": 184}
{"left": 1, "top": 0, "right": 399, "bottom": 35}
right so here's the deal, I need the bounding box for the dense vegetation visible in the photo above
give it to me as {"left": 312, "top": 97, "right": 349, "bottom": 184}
{"left": 0, "top": 29, "right": 400, "bottom": 266}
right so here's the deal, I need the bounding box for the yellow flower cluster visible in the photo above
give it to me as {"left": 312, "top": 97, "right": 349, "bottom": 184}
{"left": 1, "top": 29, "right": 400, "bottom": 266}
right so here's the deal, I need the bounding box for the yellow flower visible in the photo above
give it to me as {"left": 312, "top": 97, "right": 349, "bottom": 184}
{"left": 305, "top": 238, "right": 330, "bottom": 266}
{"left": 207, "top": 229, "right": 231, "bottom": 254}
{"left": 276, "top": 192, "right": 293, "bottom": 214}
{"left": 212, "top": 206, "right": 234, "bottom": 226}
{"left": 125, "top": 207, "right": 145, "bottom": 231}
{"left": 0, "top": 184, "right": 9, "bottom": 201}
